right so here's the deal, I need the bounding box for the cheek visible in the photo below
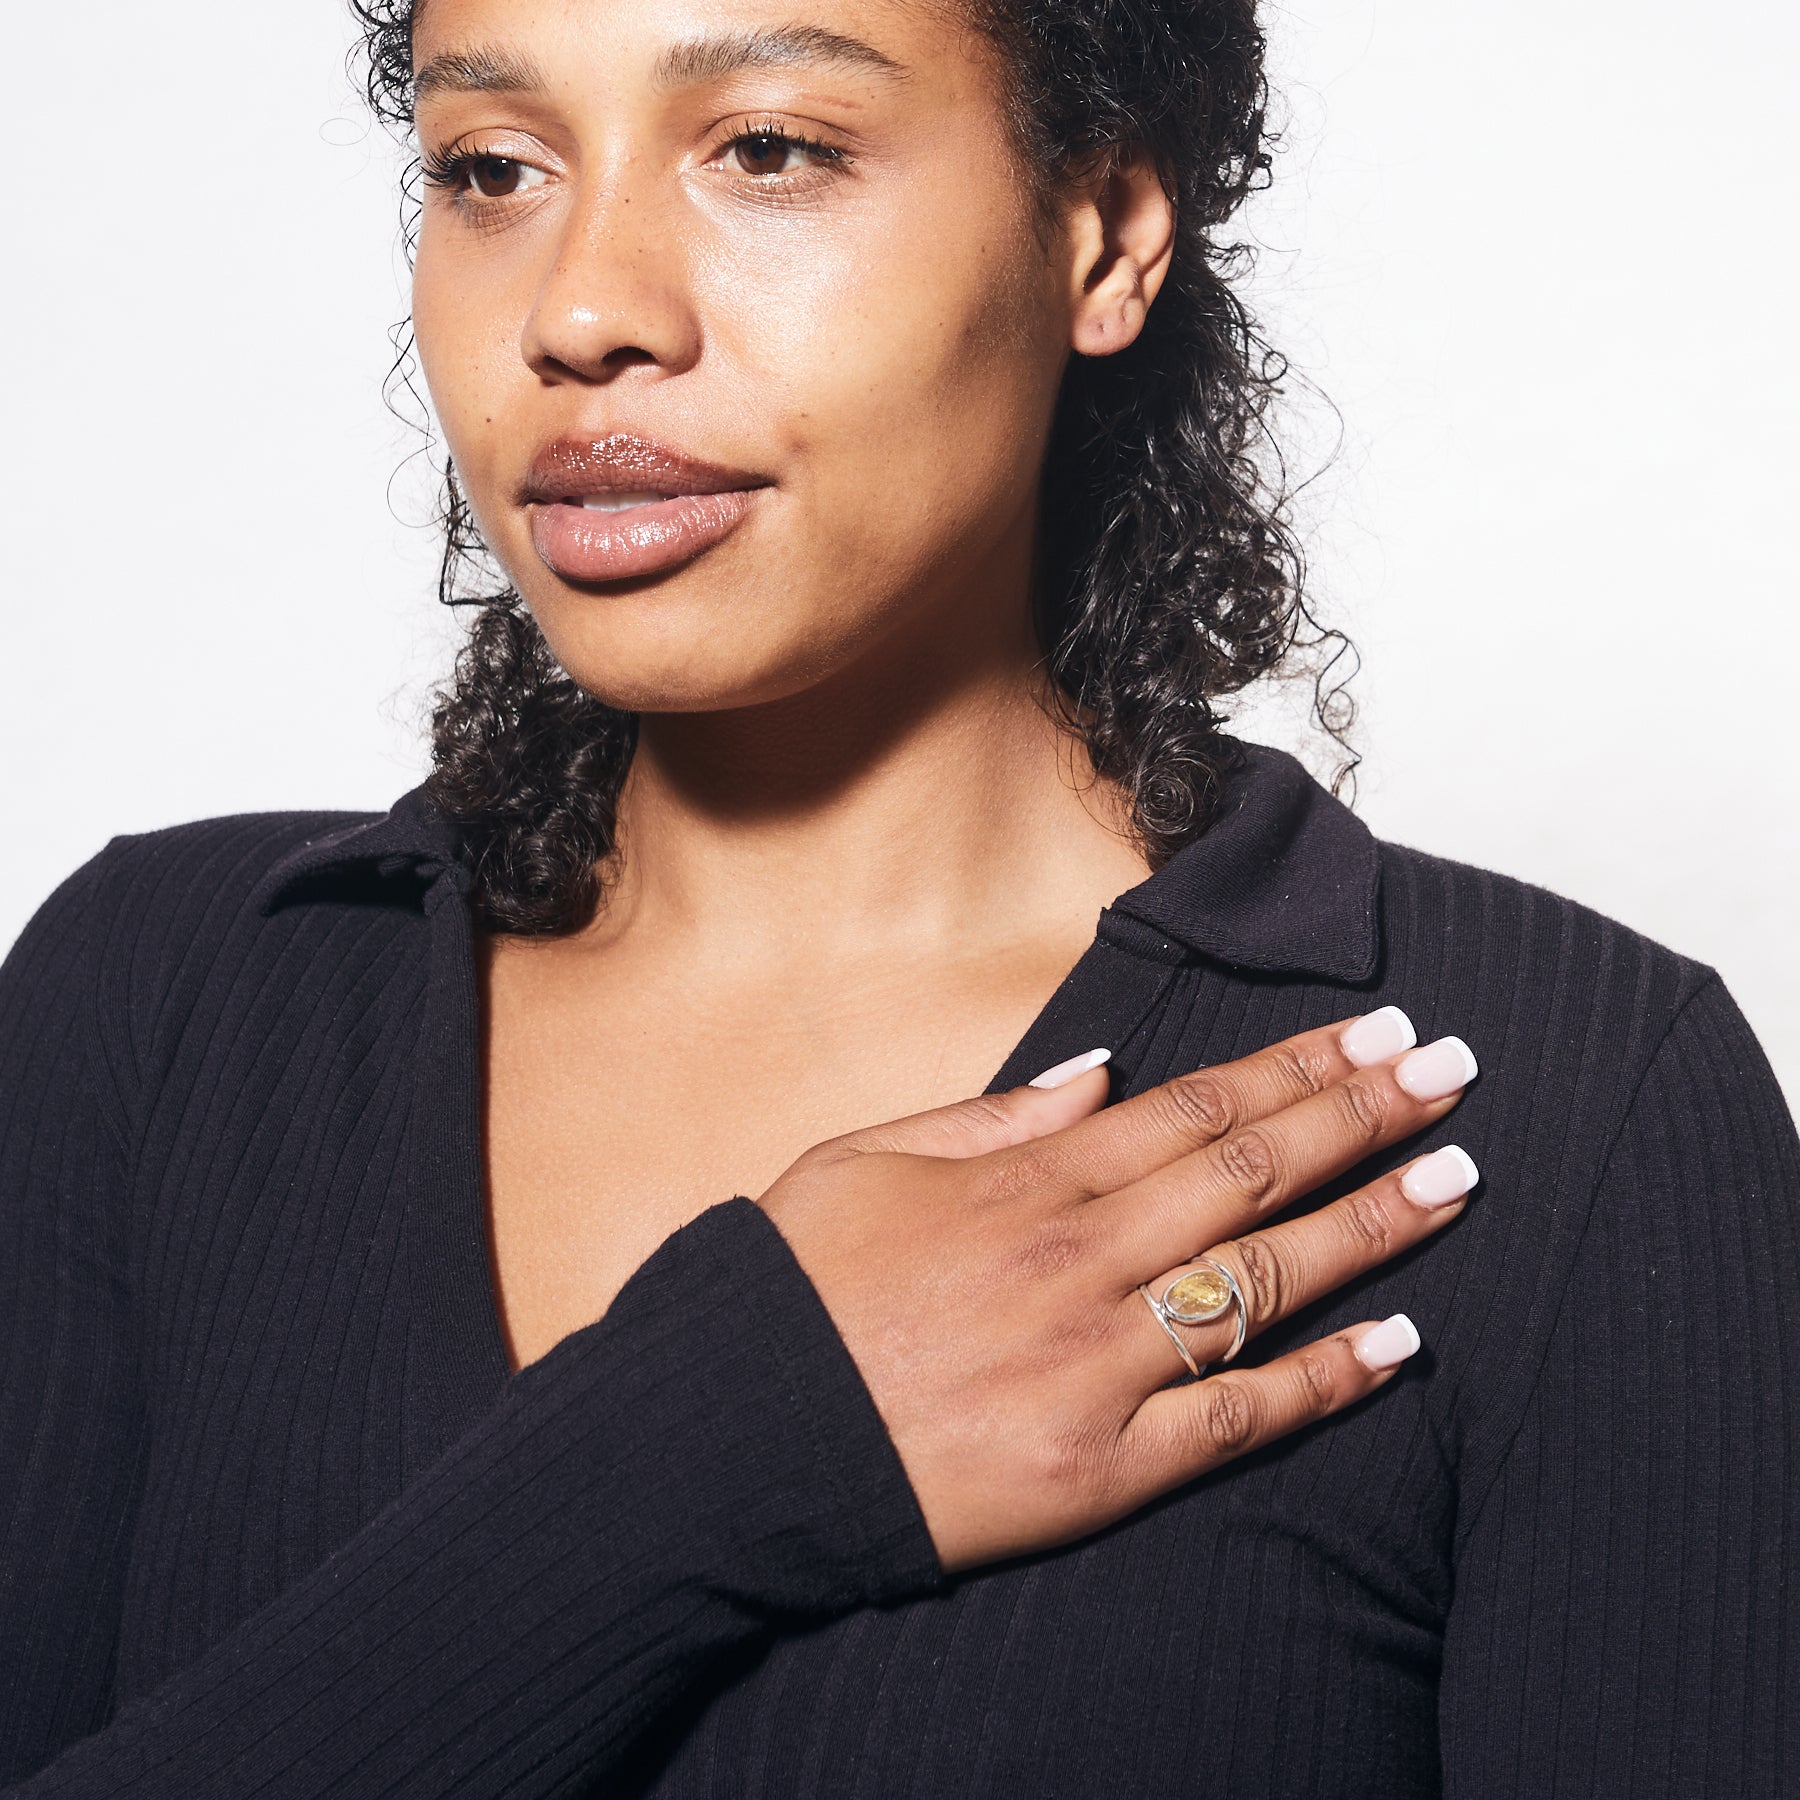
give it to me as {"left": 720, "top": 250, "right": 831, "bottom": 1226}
{"left": 411, "top": 228, "right": 532, "bottom": 509}
{"left": 700, "top": 196, "right": 1061, "bottom": 575}
{"left": 411, "top": 233, "right": 471, "bottom": 428}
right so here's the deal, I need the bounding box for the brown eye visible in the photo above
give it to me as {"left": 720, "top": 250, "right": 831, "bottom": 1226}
{"left": 731, "top": 133, "right": 800, "bottom": 178}
{"left": 467, "top": 156, "right": 546, "bottom": 199}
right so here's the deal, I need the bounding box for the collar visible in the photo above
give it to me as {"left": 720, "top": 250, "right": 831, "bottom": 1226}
{"left": 253, "top": 740, "right": 1380, "bottom": 982}
{"left": 251, "top": 785, "right": 468, "bottom": 915}
{"left": 1103, "top": 740, "right": 1380, "bottom": 983}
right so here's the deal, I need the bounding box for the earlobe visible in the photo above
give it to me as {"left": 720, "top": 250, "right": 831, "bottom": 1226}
{"left": 1064, "top": 152, "right": 1175, "bottom": 359}
{"left": 1071, "top": 271, "right": 1146, "bottom": 357}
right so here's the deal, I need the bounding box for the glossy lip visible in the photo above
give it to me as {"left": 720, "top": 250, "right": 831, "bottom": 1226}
{"left": 522, "top": 433, "right": 772, "bottom": 584}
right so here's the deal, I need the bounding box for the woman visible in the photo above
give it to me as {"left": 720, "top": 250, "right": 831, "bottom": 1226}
{"left": 0, "top": 0, "right": 1793, "bottom": 1795}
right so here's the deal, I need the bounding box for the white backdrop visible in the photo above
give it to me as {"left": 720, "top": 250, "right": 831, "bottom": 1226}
{"left": 4, "top": 1, "right": 1796, "bottom": 1099}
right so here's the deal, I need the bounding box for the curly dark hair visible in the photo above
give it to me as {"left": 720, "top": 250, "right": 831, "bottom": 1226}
{"left": 351, "top": 0, "right": 1352, "bottom": 934}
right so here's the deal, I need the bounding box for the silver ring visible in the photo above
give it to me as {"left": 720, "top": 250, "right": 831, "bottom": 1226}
{"left": 1139, "top": 1258, "right": 1248, "bottom": 1375}
{"left": 1138, "top": 1283, "right": 1201, "bottom": 1379}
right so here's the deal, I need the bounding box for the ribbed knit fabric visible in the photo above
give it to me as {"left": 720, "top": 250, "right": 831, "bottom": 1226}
{"left": 1, "top": 744, "right": 1794, "bottom": 1797}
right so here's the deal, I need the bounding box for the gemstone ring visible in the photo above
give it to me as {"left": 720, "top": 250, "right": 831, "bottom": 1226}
{"left": 1140, "top": 1257, "right": 1248, "bottom": 1374}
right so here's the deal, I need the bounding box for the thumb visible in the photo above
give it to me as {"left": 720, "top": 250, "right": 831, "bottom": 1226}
{"left": 832, "top": 1048, "right": 1113, "bottom": 1162}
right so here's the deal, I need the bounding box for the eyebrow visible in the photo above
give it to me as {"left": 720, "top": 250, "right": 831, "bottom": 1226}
{"left": 413, "top": 47, "right": 550, "bottom": 104}
{"left": 655, "top": 26, "right": 906, "bottom": 89}
{"left": 413, "top": 28, "right": 904, "bottom": 110}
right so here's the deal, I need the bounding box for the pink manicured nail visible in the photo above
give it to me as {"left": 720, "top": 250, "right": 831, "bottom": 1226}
{"left": 1339, "top": 1006, "right": 1418, "bottom": 1067}
{"left": 1356, "top": 1313, "right": 1422, "bottom": 1371}
{"left": 1395, "top": 1036, "right": 1479, "bottom": 1101}
{"left": 1401, "top": 1145, "right": 1480, "bottom": 1208}
{"left": 1028, "top": 1047, "right": 1112, "bottom": 1090}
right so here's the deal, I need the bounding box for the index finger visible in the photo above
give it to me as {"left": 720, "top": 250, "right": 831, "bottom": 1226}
{"left": 1008, "top": 1007, "right": 1419, "bottom": 1200}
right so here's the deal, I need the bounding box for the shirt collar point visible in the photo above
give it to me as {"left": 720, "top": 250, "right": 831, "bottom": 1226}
{"left": 253, "top": 786, "right": 462, "bottom": 915}
{"left": 1105, "top": 740, "right": 1382, "bottom": 985}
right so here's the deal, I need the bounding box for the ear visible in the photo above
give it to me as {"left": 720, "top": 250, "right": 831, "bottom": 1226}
{"left": 1063, "top": 150, "right": 1177, "bottom": 357}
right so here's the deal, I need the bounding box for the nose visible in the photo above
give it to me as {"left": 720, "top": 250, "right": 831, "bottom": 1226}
{"left": 520, "top": 168, "right": 702, "bottom": 384}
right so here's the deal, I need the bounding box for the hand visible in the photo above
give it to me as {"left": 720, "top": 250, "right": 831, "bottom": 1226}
{"left": 757, "top": 1009, "right": 1478, "bottom": 1573}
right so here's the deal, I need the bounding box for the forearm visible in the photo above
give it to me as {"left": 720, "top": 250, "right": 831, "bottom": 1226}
{"left": 9, "top": 1200, "right": 939, "bottom": 1799}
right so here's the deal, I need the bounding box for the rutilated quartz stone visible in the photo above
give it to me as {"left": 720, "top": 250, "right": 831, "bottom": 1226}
{"left": 1164, "top": 1267, "right": 1231, "bottom": 1320}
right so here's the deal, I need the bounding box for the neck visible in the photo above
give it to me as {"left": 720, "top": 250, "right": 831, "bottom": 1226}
{"left": 591, "top": 607, "right": 1151, "bottom": 970}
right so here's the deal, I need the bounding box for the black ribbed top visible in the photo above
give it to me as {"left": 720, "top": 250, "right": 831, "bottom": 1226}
{"left": 1, "top": 745, "right": 1794, "bottom": 1797}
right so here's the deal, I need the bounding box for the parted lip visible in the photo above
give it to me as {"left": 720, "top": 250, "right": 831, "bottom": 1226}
{"left": 521, "top": 433, "right": 769, "bottom": 503}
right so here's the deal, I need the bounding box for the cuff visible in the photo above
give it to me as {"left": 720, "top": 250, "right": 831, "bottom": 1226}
{"left": 595, "top": 1196, "right": 943, "bottom": 1615}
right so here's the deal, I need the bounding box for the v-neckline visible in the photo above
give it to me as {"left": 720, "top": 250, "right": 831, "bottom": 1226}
{"left": 401, "top": 888, "right": 1189, "bottom": 1440}
{"left": 240, "top": 741, "right": 1379, "bottom": 1456}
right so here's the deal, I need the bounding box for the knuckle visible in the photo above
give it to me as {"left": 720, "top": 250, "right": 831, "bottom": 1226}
{"left": 1339, "top": 1186, "right": 1396, "bottom": 1259}
{"left": 1006, "top": 1213, "right": 1090, "bottom": 1284}
{"left": 959, "top": 1094, "right": 1024, "bottom": 1138}
{"left": 1029, "top": 1134, "right": 1103, "bottom": 1204}
{"left": 1033, "top": 1414, "right": 1116, "bottom": 1502}
{"left": 1229, "top": 1235, "right": 1284, "bottom": 1326}
{"left": 1028, "top": 1424, "right": 1086, "bottom": 1493}
{"left": 1333, "top": 1075, "right": 1393, "bottom": 1142}
{"left": 1032, "top": 1303, "right": 1119, "bottom": 1380}
{"left": 1214, "top": 1127, "right": 1282, "bottom": 1206}
{"left": 1161, "top": 1071, "right": 1239, "bottom": 1144}
{"left": 1266, "top": 1041, "right": 1330, "bottom": 1101}
{"left": 978, "top": 1149, "right": 1043, "bottom": 1211}
{"left": 1293, "top": 1348, "right": 1341, "bottom": 1419}
{"left": 1195, "top": 1378, "right": 1259, "bottom": 1458}
{"left": 1073, "top": 1429, "right": 1131, "bottom": 1511}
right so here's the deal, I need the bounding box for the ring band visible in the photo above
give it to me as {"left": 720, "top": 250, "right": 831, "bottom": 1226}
{"left": 1138, "top": 1257, "right": 1248, "bottom": 1378}
{"left": 1139, "top": 1283, "right": 1202, "bottom": 1378}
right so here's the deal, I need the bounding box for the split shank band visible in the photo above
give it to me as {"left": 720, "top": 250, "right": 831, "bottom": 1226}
{"left": 1138, "top": 1259, "right": 1248, "bottom": 1381}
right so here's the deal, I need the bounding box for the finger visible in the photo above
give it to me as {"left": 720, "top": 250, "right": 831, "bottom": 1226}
{"left": 1132, "top": 1146, "right": 1479, "bottom": 1374}
{"left": 1002, "top": 1007, "right": 1419, "bottom": 1202}
{"left": 1119, "top": 1315, "right": 1422, "bottom": 1498}
{"left": 1099, "top": 1035, "right": 1478, "bottom": 1272}
{"left": 820, "top": 1051, "right": 1114, "bottom": 1164}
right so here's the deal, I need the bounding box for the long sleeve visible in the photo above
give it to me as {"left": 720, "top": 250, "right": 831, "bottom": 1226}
{"left": 0, "top": 858, "right": 940, "bottom": 1798}
{"left": 4, "top": 1194, "right": 939, "bottom": 1798}
{"left": 0, "top": 855, "right": 148, "bottom": 1778}
{"left": 1439, "top": 975, "right": 1800, "bottom": 1797}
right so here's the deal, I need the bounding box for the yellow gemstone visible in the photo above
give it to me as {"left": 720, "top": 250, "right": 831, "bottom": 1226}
{"left": 1165, "top": 1268, "right": 1230, "bottom": 1319}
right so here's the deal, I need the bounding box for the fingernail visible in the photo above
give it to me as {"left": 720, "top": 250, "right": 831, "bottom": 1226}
{"left": 1339, "top": 1005, "right": 1417, "bottom": 1067}
{"left": 1401, "top": 1145, "right": 1480, "bottom": 1208}
{"left": 1356, "top": 1313, "right": 1422, "bottom": 1371}
{"left": 1395, "top": 1036, "right": 1479, "bottom": 1101}
{"left": 1028, "top": 1047, "right": 1112, "bottom": 1090}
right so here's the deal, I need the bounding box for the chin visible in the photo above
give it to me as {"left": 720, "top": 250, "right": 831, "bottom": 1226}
{"left": 522, "top": 559, "right": 900, "bottom": 718}
{"left": 536, "top": 614, "right": 850, "bottom": 718}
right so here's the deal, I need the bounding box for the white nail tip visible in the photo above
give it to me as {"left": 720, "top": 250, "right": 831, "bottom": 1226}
{"left": 1439, "top": 1037, "right": 1480, "bottom": 1087}
{"left": 1439, "top": 1145, "right": 1480, "bottom": 1189}
{"left": 1028, "top": 1047, "right": 1112, "bottom": 1090}
{"left": 1367, "top": 1004, "right": 1417, "bottom": 1047}
{"left": 1357, "top": 1313, "right": 1422, "bottom": 1371}
{"left": 1401, "top": 1144, "right": 1481, "bottom": 1206}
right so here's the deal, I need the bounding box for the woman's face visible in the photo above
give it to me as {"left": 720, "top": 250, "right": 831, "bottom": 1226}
{"left": 410, "top": 0, "right": 1111, "bottom": 715}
